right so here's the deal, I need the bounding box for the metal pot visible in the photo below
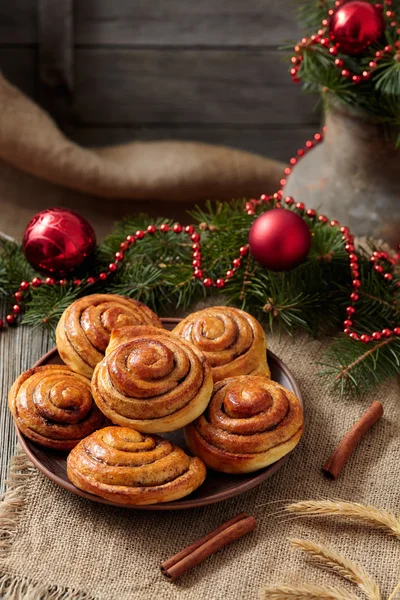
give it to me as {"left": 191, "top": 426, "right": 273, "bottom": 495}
{"left": 284, "top": 102, "right": 400, "bottom": 247}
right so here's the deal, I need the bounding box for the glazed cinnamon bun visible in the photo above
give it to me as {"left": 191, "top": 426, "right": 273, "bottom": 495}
{"left": 173, "top": 306, "right": 270, "bottom": 382}
{"left": 56, "top": 294, "right": 162, "bottom": 377}
{"left": 8, "top": 365, "right": 105, "bottom": 450}
{"left": 92, "top": 326, "right": 213, "bottom": 432}
{"left": 185, "top": 375, "right": 303, "bottom": 473}
{"left": 67, "top": 426, "right": 206, "bottom": 504}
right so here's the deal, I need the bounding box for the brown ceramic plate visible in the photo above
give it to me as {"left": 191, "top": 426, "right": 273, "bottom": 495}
{"left": 16, "top": 317, "right": 303, "bottom": 510}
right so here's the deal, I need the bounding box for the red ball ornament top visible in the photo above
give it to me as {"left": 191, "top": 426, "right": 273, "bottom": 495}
{"left": 22, "top": 208, "right": 96, "bottom": 275}
{"left": 248, "top": 208, "right": 312, "bottom": 271}
{"left": 329, "top": 1, "right": 385, "bottom": 55}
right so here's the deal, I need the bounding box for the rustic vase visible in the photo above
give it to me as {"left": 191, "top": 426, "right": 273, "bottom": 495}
{"left": 284, "top": 102, "right": 400, "bottom": 248}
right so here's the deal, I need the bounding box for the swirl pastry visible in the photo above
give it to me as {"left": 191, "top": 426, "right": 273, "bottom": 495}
{"left": 173, "top": 307, "right": 270, "bottom": 382}
{"left": 92, "top": 326, "right": 213, "bottom": 433}
{"left": 185, "top": 375, "right": 304, "bottom": 473}
{"left": 56, "top": 294, "right": 163, "bottom": 378}
{"left": 67, "top": 426, "right": 206, "bottom": 505}
{"left": 8, "top": 365, "right": 105, "bottom": 450}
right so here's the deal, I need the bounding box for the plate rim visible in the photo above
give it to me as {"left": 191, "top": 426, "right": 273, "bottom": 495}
{"left": 16, "top": 317, "right": 303, "bottom": 510}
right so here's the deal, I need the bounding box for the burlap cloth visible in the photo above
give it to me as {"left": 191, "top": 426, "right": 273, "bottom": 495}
{"left": 0, "top": 74, "right": 284, "bottom": 239}
{"left": 1, "top": 333, "right": 400, "bottom": 600}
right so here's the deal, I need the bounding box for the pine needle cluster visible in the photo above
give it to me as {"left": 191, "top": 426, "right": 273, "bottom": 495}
{"left": 1, "top": 201, "right": 399, "bottom": 397}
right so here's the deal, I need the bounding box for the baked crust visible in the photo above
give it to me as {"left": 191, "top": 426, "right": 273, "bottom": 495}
{"left": 8, "top": 365, "right": 105, "bottom": 450}
{"left": 67, "top": 426, "right": 206, "bottom": 505}
{"left": 92, "top": 326, "right": 213, "bottom": 433}
{"left": 173, "top": 306, "right": 270, "bottom": 382}
{"left": 185, "top": 375, "right": 304, "bottom": 473}
{"left": 56, "top": 294, "right": 163, "bottom": 378}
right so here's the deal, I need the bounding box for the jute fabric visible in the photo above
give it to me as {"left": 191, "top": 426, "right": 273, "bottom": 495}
{"left": 1, "top": 334, "right": 400, "bottom": 600}
{"left": 0, "top": 74, "right": 283, "bottom": 240}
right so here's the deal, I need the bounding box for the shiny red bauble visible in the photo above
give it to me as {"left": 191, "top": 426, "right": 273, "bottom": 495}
{"left": 248, "top": 209, "right": 311, "bottom": 271}
{"left": 329, "top": 1, "right": 385, "bottom": 55}
{"left": 22, "top": 208, "right": 96, "bottom": 275}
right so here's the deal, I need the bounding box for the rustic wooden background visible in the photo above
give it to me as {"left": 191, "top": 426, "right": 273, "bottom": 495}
{"left": 0, "top": 311, "right": 51, "bottom": 492}
{"left": 0, "top": 0, "right": 320, "bottom": 162}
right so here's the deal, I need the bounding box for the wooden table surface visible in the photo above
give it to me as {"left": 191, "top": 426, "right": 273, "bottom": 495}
{"left": 0, "top": 309, "right": 52, "bottom": 492}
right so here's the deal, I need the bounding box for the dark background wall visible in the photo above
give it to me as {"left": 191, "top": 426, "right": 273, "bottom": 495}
{"left": 0, "top": 0, "right": 321, "bottom": 162}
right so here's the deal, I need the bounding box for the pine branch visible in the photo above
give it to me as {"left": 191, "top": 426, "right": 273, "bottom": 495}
{"left": 107, "top": 261, "right": 173, "bottom": 313}
{"left": 374, "top": 59, "right": 400, "bottom": 97}
{"left": 293, "top": 0, "right": 333, "bottom": 32}
{"left": 320, "top": 334, "right": 400, "bottom": 395}
{"left": 0, "top": 239, "right": 36, "bottom": 297}
{"left": 22, "top": 283, "right": 90, "bottom": 336}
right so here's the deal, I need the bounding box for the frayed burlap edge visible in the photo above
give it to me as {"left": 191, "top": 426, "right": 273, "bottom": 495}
{"left": 0, "top": 450, "right": 93, "bottom": 600}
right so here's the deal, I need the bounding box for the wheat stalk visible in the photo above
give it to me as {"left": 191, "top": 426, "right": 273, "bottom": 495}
{"left": 260, "top": 583, "right": 360, "bottom": 600}
{"left": 291, "top": 539, "right": 381, "bottom": 600}
{"left": 286, "top": 501, "right": 400, "bottom": 540}
{"left": 388, "top": 580, "right": 400, "bottom": 600}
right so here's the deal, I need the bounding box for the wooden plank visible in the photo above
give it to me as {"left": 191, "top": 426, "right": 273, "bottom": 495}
{"left": 0, "top": 314, "right": 52, "bottom": 492}
{"left": 0, "top": 48, "right": 36, "bottom": 96}
{"left": 38, "top": 0, "right": 73, "bottom": 91}
{"left": 73, "top": 49, "right": 318, "bottom": 126}
{"left": 75, "top": 0, "right": 300, "bottom": 46}
{"left": 0, "top": 0, "right": 36, "bottom": 44}
{"left": 67, "top": 126, "right": 320, "bottom": 163}
{"left": 0, "top": 0, "right": 300, "bottom": 47}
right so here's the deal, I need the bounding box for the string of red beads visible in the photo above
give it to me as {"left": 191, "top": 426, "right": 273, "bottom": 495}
{"left": 1, "top": 127, "right": 399, "bottom": 342}
{"left": 0, "top": 222, "right": 250, "bottom": 331}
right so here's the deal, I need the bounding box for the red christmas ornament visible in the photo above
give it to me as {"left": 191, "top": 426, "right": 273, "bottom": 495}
{"left": 329, "top": 1, "right": 385, "bottom": 55}
{"left": 22, "top": 208, "right": 96, "bottom": 275}
{"left": 248, "top": 209, "right": 311, "bottom": 271}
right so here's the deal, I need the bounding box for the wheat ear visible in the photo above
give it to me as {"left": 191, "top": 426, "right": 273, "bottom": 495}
{"left": 388, "top": 580, "right": 400, "bottom": 600}
{"left": 286, "top": 501, "right": 400, "bottom": 539}
{"left": 291, "top": 538, "right": 381, "bottom": 600}
{"left": 259, "top": 583, "right": 360, "bottom": 600}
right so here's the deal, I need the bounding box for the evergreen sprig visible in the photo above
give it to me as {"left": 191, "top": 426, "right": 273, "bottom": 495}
{"left": 21, "top": 283, "right": 91, "bottom": 336}
{"left": 320, "top": 334, "right": 400, "bottom": 395}
{"left": 0, "top": 239, "right": 36, "bottom": 298}
{"left": 1, "top": 201, "right": 399, "bottom": 396}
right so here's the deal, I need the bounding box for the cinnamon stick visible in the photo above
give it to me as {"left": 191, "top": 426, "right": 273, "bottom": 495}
{"left": 160, "top": 512, "right": 256, "bottom": 582}
{"left": 323, "top": 400, "right": 384, "bottom": 479}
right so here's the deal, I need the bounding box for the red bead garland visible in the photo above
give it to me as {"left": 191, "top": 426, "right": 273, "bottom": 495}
{"left": 2, "top": 120, "right": 400, "bottom": 340}
{"left": 2, "top": 213, "right": 399, "bottom": 339}
{"left": 3, "top": 171, "right": 399, "bottom": 340}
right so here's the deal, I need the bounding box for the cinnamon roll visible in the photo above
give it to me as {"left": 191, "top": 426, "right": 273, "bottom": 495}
{"left": 185, "top": 376, "right": 304, "bottom": 473}
{"left": 67, "top": 426, "right": 206, "bottom": 505}
{"left": 173, "top": 307, "right": 270, "bottom": 382}
{"left": 56, "top": 294, "right": 163, "bottom": 378}
{"left": 92, "top": 326, "right": 213, "bottom": 433}
{"left": 8, "top": 365, "right": 105, "bottom": 450}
